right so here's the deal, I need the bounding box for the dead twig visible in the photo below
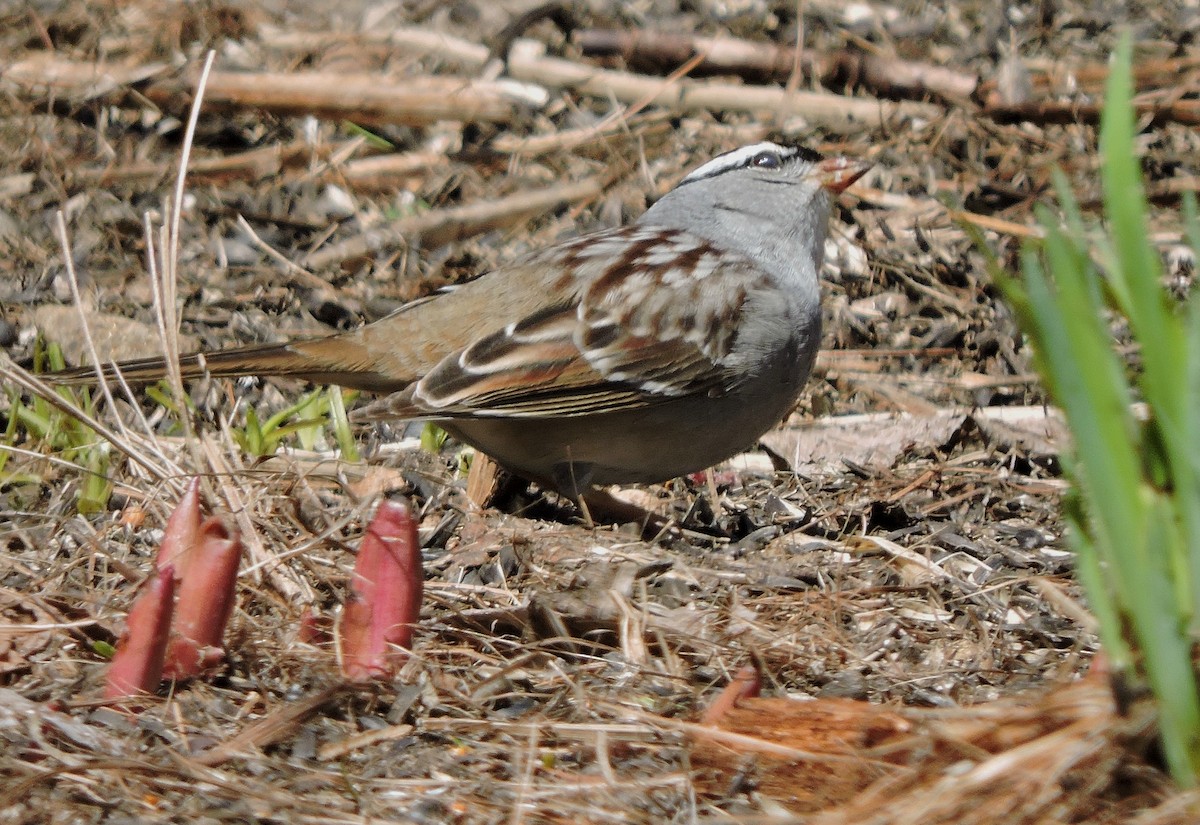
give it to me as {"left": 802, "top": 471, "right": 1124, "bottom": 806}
{"left": 575, "top": 28, "right": 978, "bottom": 102}
{"left": 2, "top": 56, "right": 543, "bottom": 127}
{"left": 302, "top": 173, "right": 611, "bottom": 270}
{"left": 976, "top": 54, "right": 1200, "bottom": 100}
{"left": 191, "top": 685, "right": 346, "bottom": 767}
{"left": 144, "top": 70, "right": 544, "bottom": 127}
{"left": 982, "top": 97, "right": 1200, "bottom": 127}
{"left": 266, "top": 28, "right": 940, "bottom": 130}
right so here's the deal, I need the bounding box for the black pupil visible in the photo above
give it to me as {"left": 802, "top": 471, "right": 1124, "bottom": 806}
{"left": 752, "top": 151, "right": 781, "bottom": 169}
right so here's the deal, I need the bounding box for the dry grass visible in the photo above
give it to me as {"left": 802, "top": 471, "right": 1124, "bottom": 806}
{"left": 2, "top": 1, "right": 1199, "bottom": 822}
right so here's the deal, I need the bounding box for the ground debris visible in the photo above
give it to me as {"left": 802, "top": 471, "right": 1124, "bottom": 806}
{"left": 1, "top": 0, "right": 1196, "bottom": 821}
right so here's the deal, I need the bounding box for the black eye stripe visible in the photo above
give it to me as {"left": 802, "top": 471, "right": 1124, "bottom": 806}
{"left": 787, "top": 145, "right": 823, "bottom": 164}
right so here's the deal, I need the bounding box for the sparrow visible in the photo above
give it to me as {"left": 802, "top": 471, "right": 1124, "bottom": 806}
{"left": 52, "top": 142, "right": 869, "bottom": 501}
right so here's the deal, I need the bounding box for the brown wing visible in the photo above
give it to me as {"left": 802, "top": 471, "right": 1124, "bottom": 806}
{"left": 362, "top": 229, "right": 770, "bottom": 420}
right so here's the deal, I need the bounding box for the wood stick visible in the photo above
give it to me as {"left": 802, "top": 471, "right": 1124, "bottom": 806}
{"left": 488, "top": 111, "right": 675, "bottom": 156}
{"left": 72, "top": 141, "right": 312, "bottom": 185}
{"left": 574, "top": 28, "right": 978, "bottom": 102}
{"left": 977, "top": 55, "right": 1200, "bottom": 99}
{"left": 1, "top": 54, "right": 170, "bottom": 100}
{"left": 3, "top": 55, "right": 538, "bottom": 127}
{"left": 499, "top": 39, "right": 936, "bottom": 130}
{"left": 982, "top": 98, "right": 1200, "bottom": 127}
{"left": 302, "top": 173, "right": 609, "bottom": 269}
{"left": 141, "top": 70, "right": 538, "bottom": 127}
{"left": 269, "top": 27, "right": 940, "bottom": 130}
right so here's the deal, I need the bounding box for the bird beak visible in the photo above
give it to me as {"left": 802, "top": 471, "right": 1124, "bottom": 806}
{"left": 817, "top": 157, "right": 872, "bottom": 194}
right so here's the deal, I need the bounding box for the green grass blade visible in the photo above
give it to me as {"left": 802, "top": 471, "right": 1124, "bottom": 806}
{"left": 997, "top": 34, "right": 1200, "bottom": 786}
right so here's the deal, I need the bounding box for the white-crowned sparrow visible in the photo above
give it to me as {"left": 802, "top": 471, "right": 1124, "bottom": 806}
{"left": 54, "top": 143, "right": 869, "bottom": 498}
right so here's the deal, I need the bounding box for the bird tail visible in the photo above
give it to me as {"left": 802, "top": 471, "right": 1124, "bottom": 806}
{"left": 46, "top": 336, "right": 409, "bottom": 393}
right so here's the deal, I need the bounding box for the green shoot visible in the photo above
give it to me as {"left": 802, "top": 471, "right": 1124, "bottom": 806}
{"left": 4, "top": 337, "right": 114, "bottom": 512}
{"left": 997, "top": 33, "right": 1200, "bottom": 785}
{"left": 232, "top": 386, "right": 362, "bottom": 458}
{"left": 340, "top": 121, "right": 395, "bottom": 150}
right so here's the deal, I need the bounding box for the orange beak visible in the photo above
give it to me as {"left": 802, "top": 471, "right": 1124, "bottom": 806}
{"left": 817, "top": 157, "right": 872, "bottom": 194}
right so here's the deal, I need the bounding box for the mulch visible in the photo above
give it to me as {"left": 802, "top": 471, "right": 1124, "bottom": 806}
{"left": 1, "top": 1, "right": 1198, "bottom": 821}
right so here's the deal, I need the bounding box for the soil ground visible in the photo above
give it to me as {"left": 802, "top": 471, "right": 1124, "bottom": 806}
{"left": 2, "top": 1, "right": 1199, "bottom": 822}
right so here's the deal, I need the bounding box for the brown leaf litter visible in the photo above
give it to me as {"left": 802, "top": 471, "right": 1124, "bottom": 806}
{"left": 1, "top": 0, "right": 1199, "bottom": 822}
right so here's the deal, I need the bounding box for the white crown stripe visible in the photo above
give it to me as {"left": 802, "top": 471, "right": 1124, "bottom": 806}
{"left": 679, "top": 142, "right": 801, "bottom": 184}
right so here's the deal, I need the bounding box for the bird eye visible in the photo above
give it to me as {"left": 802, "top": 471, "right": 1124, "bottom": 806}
{"left": 752, "top": 150, "right": 782, "bottom": 169}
